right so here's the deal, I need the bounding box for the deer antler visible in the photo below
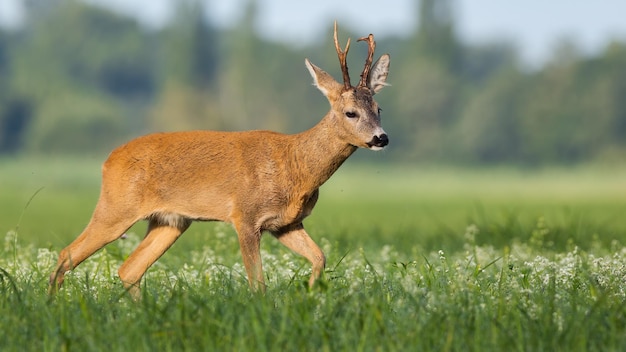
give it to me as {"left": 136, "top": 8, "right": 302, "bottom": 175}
{"left": 357, "top": 34, "right": 376, "bottom": 88}
{"left": 333, "top": 22, "right": 352, "bottom": 90}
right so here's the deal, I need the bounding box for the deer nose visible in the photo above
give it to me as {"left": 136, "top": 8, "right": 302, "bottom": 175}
{"left": 377, "top": 133, "right": 389, "bottom": 147}
{"left": 368, "top": 133, "right": 389, "bottom": 149}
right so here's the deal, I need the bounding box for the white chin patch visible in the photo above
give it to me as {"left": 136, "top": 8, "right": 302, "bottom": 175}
{"left": 369, "top": 145, "right": 385, "bottom": 151}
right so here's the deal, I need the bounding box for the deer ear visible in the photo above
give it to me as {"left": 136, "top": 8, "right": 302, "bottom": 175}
{"left": 305, "top": 59, "right": 342, "bottom": 99}
{"left": 368, "top": 54, "right": 390, "bottom": 94}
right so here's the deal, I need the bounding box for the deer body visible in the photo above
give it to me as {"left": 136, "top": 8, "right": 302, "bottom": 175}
{"left": 49, "top": 23, "right": 390, "bottom": 297}
{"left": 104, "top": 122, "right": 355, "bottom": 232}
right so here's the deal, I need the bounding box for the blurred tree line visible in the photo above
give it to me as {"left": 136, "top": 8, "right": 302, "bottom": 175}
{"left": 1, "top": 0, "right": 626, "bottom": 165}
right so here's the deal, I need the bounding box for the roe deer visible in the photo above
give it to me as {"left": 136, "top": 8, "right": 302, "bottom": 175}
{"left": 49, "top": 22, "right": 390, "bottom": 298}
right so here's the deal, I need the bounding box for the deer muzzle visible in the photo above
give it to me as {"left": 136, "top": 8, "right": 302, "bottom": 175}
{"left": 367, "top": 133, "right": 389, "bottom": 150}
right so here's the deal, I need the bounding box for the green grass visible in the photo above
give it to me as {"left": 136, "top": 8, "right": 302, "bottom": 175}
{"left": 1, "top": 157, "right": 626, "bottom": 351}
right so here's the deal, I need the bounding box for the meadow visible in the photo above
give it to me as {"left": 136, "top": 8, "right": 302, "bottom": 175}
{"left": 1, "top": 157, "right": 626, "bottom": 351}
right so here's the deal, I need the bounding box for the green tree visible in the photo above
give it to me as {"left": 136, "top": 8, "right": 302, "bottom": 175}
{"left": 11, "top": 1, "right": 155, "bottom": 153}
{"left": 596, "top": 42, "right": 626, "bottom": 159}
{"left": 0, "top": 26, "right": 35, "bottom": 154}
{"left": 216, "top": 0, "right": 306, "bottom": 133}
{"left": 415, "top": 0, "right": 462, "bottom": 71}
{"left": 518, "top": 41, "right": 614, "bottom": 163}
{"left": 390, "top": 57, "right": 458, "bottom": 161}
{"left": 160, "top": 0, "right": 219, "bottom": 89}
{"left": 25, "top": 92, "right": 125, "bottom": 154}
{"left": 149, "top": 0, "right": 222, "bottom": 132}
{"left": 453, "top": 68, "right": 525, "bottom": 163}
{"left": 384, "top": 0, "right": 464, "bottom": 161}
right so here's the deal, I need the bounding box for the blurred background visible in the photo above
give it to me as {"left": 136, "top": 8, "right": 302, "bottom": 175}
{"left": 1, "top": 0, "right": 626, "bottom": 166}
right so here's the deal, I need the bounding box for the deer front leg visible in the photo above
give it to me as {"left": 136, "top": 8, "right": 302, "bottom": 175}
{"left": 234, "top": 222, "right": 265, "bottom": 293}
{"left": 273, "top": 223, "right": 326, "bottom": 288}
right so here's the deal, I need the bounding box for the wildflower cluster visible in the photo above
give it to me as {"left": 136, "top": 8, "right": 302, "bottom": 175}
{"left": 2, "top": 223, "right": 625, "bottom": 300}
{"left": 2, "top": 221, "right": 626, "bottom": 350}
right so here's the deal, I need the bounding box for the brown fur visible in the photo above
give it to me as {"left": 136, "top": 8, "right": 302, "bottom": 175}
{"left": 49, "top": 24, "right": 390, "bottom": 298}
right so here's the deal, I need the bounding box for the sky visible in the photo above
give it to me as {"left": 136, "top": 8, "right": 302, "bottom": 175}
{"left": 1, "top": 0, "right": 626, "bottom": 67}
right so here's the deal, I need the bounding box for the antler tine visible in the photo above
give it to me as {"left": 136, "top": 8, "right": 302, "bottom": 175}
{"left": 357, "top": 34, "right": 376, "bottom": 88}
{"left": 333, "top": 21, "right": 352, "bottom": 90}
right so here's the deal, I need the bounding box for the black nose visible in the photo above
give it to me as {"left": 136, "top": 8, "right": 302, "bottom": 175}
{"left": 369, "top": 133, "right": 389, "bottom": 148}
{"left": 377, "top": 133, "right": 389, "bottom": 147}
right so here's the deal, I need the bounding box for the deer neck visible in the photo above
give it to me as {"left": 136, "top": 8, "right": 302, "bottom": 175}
{"left": 291, "top": 113, "right": 357, "bottom": 191}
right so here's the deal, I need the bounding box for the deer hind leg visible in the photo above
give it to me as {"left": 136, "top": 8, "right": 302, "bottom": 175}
{"left": 118, "top": 215, "right": 191, "bottom": 299}
{"left": 49, "top": 203, "right": 138, "bottom": 294}
{"left": 233, "top": 221, "right": 265, "bottom": 293}
{"left": 273, "top": 223, "right": 326, "bottom": 288}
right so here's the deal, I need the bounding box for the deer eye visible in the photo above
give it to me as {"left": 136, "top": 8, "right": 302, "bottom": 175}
{"left": 377, "top": 107, "right": 383, "bottom": 115}
{"left": 345, "top": 111, "right": 358, "bottom": 118}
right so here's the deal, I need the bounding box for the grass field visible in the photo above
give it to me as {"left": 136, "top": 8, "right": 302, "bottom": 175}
{"left": 1, "top": 157, "right": 626, "bottom": 351}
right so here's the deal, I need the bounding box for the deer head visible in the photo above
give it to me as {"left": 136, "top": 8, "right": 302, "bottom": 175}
{"left": 305, "top": 22, "right": 390, "bottom": 150}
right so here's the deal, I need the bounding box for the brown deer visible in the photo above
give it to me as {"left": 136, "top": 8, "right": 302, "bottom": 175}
{"left": 49, "top": 22, "right": 390, "bottom": 298}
